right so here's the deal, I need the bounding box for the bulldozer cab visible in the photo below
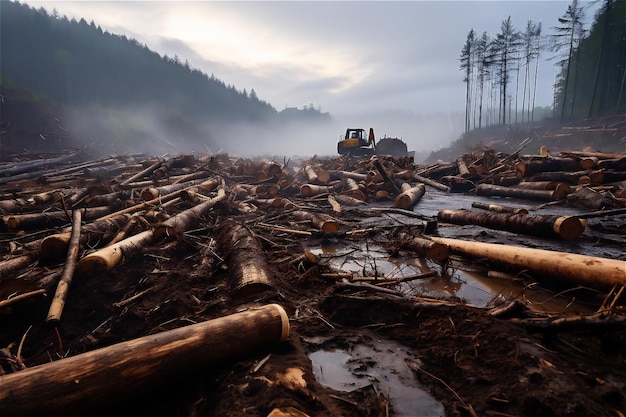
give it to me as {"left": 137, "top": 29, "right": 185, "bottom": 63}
{"left": 345, "top": 128, "right": 368, "bottom": 147}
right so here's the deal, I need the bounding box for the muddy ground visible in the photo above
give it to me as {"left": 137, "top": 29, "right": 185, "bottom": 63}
{"left": 1, "top": 178, "right": 625, "bottom": 417}
{"left": 1, "top": 91, "right": 625, "bottom": 417}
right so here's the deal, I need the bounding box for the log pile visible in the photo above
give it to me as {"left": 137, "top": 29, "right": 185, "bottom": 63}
{"left": 0, "top": 147, "right": 624, "bottom": 415}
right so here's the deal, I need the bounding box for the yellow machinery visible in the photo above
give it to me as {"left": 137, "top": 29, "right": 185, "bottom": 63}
{"left": 337, "top": 127, "right": 409, "bottom": 157}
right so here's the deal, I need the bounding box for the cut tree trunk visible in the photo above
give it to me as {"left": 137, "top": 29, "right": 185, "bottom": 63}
{"left": 438, "top": 209, "right": 585, "bottom": 241}
{"left": 2, "top": 206, "right": 113, "bottom": 231}
{"left": 291, "top": 210, "right": 339, "bottom": 233}
{"left": 153, "top": 189, "right": 227, "bottom": 239}
{"left": 430, "top": 237, "right": 626, "bottom": 292}
{"left": 46, "top": 210, "right": 82, "bottom": 323}
{"left": 394, "top": 183, "right": 425, "bottom": 210}
{"left": 515, "top": 157, "right": 580, "bottom": 178}
{"left": 471, "top": 202, "right": 528, "bottom": 215}
{"left": 413, "top": 174, "right": 451, "bottom": 192}
{"left": 74, "top": 230, "right": 155, "bottom": 277}
{"left": 476, "top": 184, "right": 568, "bottom": 201}
{"left": 40, "top": 214, "right": 134, "bottom": 260}
{"left": 0, "top": 304, "right": 289, "bottom": 416}
{"left": 397, "top": 233, "right": 449, "bottom": 263}
{"left": 216, "top": 220, "right": 275, "bottom": 298}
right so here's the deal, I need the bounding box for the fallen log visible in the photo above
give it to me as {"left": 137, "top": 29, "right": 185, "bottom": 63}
{"left": 476, "top": 183, "right": 567, "bottom": 201}
{"left": 74, "top": 229, "right": 155, "bottom": 277}
{"left": 0, "top": 254, "right": 36, "bottom": 282}
{"left": 397, "top": 233, "right": 449, "bottom": 263}
{"left": 394, "top": 183, "right": 426, "bottom": 210}
{"left": 2, "top": 206, "right": 113, "bottom": 232}
{"left": 153, "top": 189, "right": 228, "bottom": 239}
{"left": 413, "top": 174, "right": 451, "bottom": 192}
{"left": 291, "top": 210, "right": 339, "bottom": 233}
{"left": 0, "top": 304, "right": 290, "bottom": 416}
{"left": 430, "top": 237, "right": 626, "bottom": 292}
{"left": 343, "top": 178, "right": 367, "bottom": 201}
{"left": 438, "top": 209, "right": 585, "bottom": 240}
{"left": 560, "top": 151, "right": 626, "bottom": 160}
{"left": 119, "top": 159, "right": 162, "bottom": 186}
{"left": 300, "top": 184, "right": 334, "bottom": 197}
{"left": 46, "top": 210, "right": 82, "bottom": 323}
{"left": 530, "top": 170, "right": 601, "bottom": 185}
{"left": 471, "top": 202, "right": 528, "bottom": 215}
{"left": 0, "top": 152, "right": 78, "bottom": 178}
{"left": 515, "top": 157, "right": 580, "bottom": 178}
{"left": 373, "top": 159, "right": 400, "bottom": 192}
{"left": 0, "top": 289, "right": 47, "bottom": 311}
{"left": 39, "top": 214, "right": 134, "bottom": 260}
{"left": 217, "top": 220, "right": 275, "bottom": 298}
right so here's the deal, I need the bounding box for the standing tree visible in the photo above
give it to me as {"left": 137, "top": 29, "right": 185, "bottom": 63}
{"left": 460, "top": 29, "right": 476, "bottom": 133}
{"left": 492, "top": 16, "right": 520, "bottom": 125}
{"left": 521, "top": 20, "right": 543, "bottom": 123}
{"left": 475, "top": 32, "right": 492, "bottom": 129}
{"left": 530, "top": 22, "right": 543, "bottom": 121}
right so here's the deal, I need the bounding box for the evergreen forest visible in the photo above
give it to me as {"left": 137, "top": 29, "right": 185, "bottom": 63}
{"left": 0, "top": 1, "right": 331, "bottom": 155}
{"left": 459, "top": 0, "right": 625, "bottom": 133}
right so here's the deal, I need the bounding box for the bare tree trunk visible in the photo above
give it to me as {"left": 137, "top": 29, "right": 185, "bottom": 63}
{"left": 0, "top": 304, "right": 289, "bottom": 416}
{"left": 431, "top": 237, "right": 625, "bottom": 292}
{"left": 216, "top": 220, "right": 275, "bottom": 298}
{"left": 438, "top": 209, "right": 585, "bottom": 240}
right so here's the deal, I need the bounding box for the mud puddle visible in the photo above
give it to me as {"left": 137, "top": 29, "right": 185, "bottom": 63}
{"left": 309, "top": 335, "right": 445, "bottom": 417}
{"left": 312, "top": 242, "right": 599, "bottom": 313}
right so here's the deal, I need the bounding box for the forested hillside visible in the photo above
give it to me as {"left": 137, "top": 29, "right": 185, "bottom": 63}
{"left": 0, "top": 1, "right": 331, "bottom": 155}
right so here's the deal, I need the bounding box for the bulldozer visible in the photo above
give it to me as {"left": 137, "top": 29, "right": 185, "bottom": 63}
{"left": 337, "top": 128, "right": 409, "bottom": 157}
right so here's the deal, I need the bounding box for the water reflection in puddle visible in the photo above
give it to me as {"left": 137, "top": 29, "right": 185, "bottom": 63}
{"left": 311, "top": 242, "right": 599, "bottom": 314}
{"left": 309, "top": 338, "right": 444, "bottom": 417}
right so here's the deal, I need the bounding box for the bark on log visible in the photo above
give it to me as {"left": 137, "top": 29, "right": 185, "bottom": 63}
{"left": 0, "top": 152, "right": 78, "bottom": 178}
{"left": 119, "top": 159, "right": 162, "bottom": 186}
{"left": 46, "top": 210, "right": 82, "bottom": 323}
{"left": 343, "top": 178, "right": 367, "bottom": 201}
{"left": 437, "top": 209, "right": 585, "bottom": 240}
{"left": 74, "top": 230, "right": 155, "bottom": 277}
{"left": 153, "top": 189, "right": 227, "bottom": 239}
{"left": 440, "top": 175, "right": 475, "bottom": 192}
{"left": 300, "top": 184, "right": 333, "bottom": 197}
{"left": 560, "top": 151, "right": 626, "bottom": 160}
{"left": 397, "top": 233, "right": 449, "bottom": 263}
{"left": 40, "top": 214, "right": 133, "bottom": 260}
{"left": 292, "top": 210, "right": 339, "bottom": 233}
{"left": 329, "top": 170, "right": 368, "bottom": 182}
{"left": 418, "top": 163, "right": 457, "bottom": 180}
{"left": 217, "top": 220, "right": 275, "bottom": 298}
{"left": 413, "top": 174, "right": 451, "bottom": 192}
{"left": 471, "top": 202, "right": 528, "bottom": 215}
{"left": 529, "top": 170, "right": 599, "bottom": 185}
{"left": 430, "top": 237, "right": 626, "bottom": 292}
{"left": 394, "top": 183, "right": 426, "bottom": 209}
{"left": 516, "top": 181, "right": 569, "bottom": 191}
{"left": 515, "top": 157, "right": 580, "bottom": 178}
{"left": 476, "top": 183, "right": 567, "bottom": 201}
{"left": 0, "top": 304, "right": 289, "bottom": 416}
{"left": 373, "top": 159, "right": 400, "bottom": 192}
{"left": 0, "top": 254, "right": 36, "bottom": 282}
{"left": 2, "top": 206, "right": 113, "bottom": 231}
{"left": 304, "top": 165, "right": 318, "bottom": 183}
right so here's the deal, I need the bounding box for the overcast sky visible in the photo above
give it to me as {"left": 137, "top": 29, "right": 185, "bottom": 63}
{"left": 20, "top": 0, "right": 600, "bottom": 155}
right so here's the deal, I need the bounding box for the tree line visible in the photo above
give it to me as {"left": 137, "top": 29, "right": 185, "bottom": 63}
{"left": 0, "top": 0, "right": 331, "bottom": 151}
{"left": 459, "top": 0, "right": 625, "bottom": 133}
